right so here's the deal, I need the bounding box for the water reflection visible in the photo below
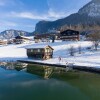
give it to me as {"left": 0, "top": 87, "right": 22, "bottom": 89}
{"left": 0, "top": 62, "right": 27, "bottom": 70}
{"left": 0, "top": 62, "right": 69, "bottom": 79}
{"left": 27, "top": 64, "right": 67, "bottom": 79}
{"left": 0, "top": 62, "right": 100, "bottom": 100}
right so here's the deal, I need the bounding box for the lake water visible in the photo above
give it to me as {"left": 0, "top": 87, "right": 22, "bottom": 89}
{"left": 0, "top": 62, "right": 100, "bottom": 100}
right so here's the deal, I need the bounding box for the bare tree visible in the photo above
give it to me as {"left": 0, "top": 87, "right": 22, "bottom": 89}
{"left": 52, "top": 35, "right": 55, "bottom": 43}
{"left": 88, "top": 31, "right": 100, "bottom": 50}
{"left": 78, "top": 45, "right": 82, "bottom": 54}
{"left": 69, "top": 46, "right": 76, "bottom": 56}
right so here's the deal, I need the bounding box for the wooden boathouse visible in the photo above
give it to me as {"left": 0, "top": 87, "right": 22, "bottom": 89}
{"left": 26, "top": 45, "right": 54, "bottom": 60}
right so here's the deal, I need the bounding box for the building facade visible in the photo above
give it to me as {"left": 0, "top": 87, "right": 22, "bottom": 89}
{"left": 13, "top": 36, "right": 30, "bottom": 44}
{"left": 60, "top": 29, "right": 80, "bottom": 41}
{"left": 26, "top": 45, "right": 54, "bottom": 60}
{"left": 34, "top": 33, "right": 60, "bottom": 43}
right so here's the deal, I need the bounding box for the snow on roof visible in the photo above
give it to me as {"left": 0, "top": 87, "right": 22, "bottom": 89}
{"left": 21, "top": 36, "right": 33, "bottom": 39}
{"left": 15, "top": 36, "right": 33, "bottom": 40}
{"left": 26, "top": 45, "right": 53, "bottom": 49}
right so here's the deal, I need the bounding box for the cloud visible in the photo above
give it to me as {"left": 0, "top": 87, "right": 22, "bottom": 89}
{"left": 0, "top": 19, "right": 36, "bottom": 32}
{"left": 0, "top": 0, "right": 24, "bottom": 7}
{"left": 1, "top": 0, "right": 91, "bottom": 21}
{"left": 0, "top": 0, "right": 92, "bottom": 32}
{"left": 0, "top": 20, "right": 18, "bottom": 32}
{"left": 47, "top": 0, "right": 91, "bottom": 20}
{"left": 48, "top": 8, "right": 74, "bottom": 19}
{"left": 10, "top": 12, "right": 50, "bottom": 20}
{"left": 0, "top": 20, "right": 17, "bottom": 27}
{"left": 9, "top": 10, "right": 69, "bottom": 21}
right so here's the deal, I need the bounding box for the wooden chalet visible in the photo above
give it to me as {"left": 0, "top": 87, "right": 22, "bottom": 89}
{"left": 34, "top": 34, "right": 52, "bottom": 43}
{"left": 34, "top": 33, "right": 60, "bottom": 43}
{"left": 26, "top": 45, "right": 54, "bottom": 60}
{"left": 13, "top": 36, "right": 30, "bottom": 44}
{"left": 60, "top": 29, "right": 80, "bottom": 41}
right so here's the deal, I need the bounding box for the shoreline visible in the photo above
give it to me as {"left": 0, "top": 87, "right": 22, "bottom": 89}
{"left": 18, "top": 59, "right": 100, "bottom": 74}
{"left": 18, "top": 60, "right": 66, "bottom": 68}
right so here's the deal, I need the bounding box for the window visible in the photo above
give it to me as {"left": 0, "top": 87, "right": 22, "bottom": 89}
{"left": 73, "top": 33, "right": 75, "bottom": 35}
{"left": 37, "top": 49, "right": 40, "bottom": 52}
{"left": 31, "top": 49, "right": 33, "bottom": 52}
{"left": 45, "top": 48, "right": 50, "bottom": 53}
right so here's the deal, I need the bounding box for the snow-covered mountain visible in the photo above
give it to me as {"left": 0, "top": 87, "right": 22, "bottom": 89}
{"left": 0, "top": 29, "right": 32, "bottom": 39}
{"left": 35, "top": 0, "right": 100, "bottom": 33}
{"left": 78, "top": 0, "right": 100, "bottom": 17}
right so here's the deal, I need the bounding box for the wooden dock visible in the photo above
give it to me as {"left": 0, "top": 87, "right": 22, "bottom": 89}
{"left": 18, "top": 60, "right": 66, "bottom": 68}
{"left": 18, "top": 60, "right": 100, "bottom": 73}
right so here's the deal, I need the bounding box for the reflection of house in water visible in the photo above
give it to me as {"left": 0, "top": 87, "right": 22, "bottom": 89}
{"left": 26, "top": 64, "right": 66, "bottom": 79}
{"left": 15, "top": 63, "right": 28, "bottom": 71}
{"left": 26, "top": 45, "right": 54, "bottom": 60}
{"left": 0, "top": 62, "right": 8, "bottom": 66}
{"left": 26, "top": 65, "right": 53, "bottom": 79}
{"left": 27, "top": 64, "right": 44, "bottom": 77}
{"left": 0, "top": 62, "right": 27, "bottom": 70}
{"left": 0, "top": 62, "right": 15, "bottom": 70}
{"left": 43, "top": 66, "right": 53, "bottom": 79}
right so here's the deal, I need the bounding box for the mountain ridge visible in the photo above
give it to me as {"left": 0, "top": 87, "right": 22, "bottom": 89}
{"left": 0, "top": 29, "right": 32, "bottom": 39}
{"left": 79, "top": 0, "right": 100, "bottom": 17}
{"left": 34, "top": 0, "right": 100, "bottom": 34}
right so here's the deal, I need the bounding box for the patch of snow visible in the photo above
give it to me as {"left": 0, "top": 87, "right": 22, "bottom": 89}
{"left": 0, "top": 41, "right": 100, "bottom": 68}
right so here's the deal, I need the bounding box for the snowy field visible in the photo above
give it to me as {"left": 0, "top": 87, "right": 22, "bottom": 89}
{"left": 0, "top": 41, "right": 100, "bottom": 68}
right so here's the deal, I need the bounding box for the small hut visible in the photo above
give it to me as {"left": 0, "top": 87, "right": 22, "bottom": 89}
{"left": 26, "top": 45, "right": 54, "bottom": 60}
{"left": 0, "top": 40, "right": 7, "bottom": 45}
{"left": 14, "top": 36, "right": 30, "bottom": 44}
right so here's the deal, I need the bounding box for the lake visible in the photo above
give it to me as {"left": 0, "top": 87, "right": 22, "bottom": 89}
{"left": 0, "top": 62, "right": 100, "bottom": 100}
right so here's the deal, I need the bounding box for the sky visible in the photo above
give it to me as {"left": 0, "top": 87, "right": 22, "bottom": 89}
{"left": 0, "top": 0, "right": 91, "bottom": 32}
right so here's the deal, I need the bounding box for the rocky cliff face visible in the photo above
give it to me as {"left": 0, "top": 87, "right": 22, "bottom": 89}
{"left": 0, "top": 29, "right": 32, "bottom": 39}
{"left": 34, "top": 0, "right": 100, "bottom": 34}
{"left": 78, "top": 0, "right": 100, "bottom": 17}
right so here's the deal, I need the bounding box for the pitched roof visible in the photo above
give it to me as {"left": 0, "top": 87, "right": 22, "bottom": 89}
{"left": 26, "top": 45, "right": 54, "bottom": 50}
{"left": 61, "top": 29, "right": 79, "bottom": 35}
{"left": 15, "top": 36, "right": 31, "bottom": 40}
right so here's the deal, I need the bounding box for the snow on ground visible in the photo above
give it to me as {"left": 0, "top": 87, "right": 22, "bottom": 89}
{"left": 0, "top": 41, "right": 100, "bottom": 68}
{"left": 0, "top": 44, "right": 28, "bottom": 61}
